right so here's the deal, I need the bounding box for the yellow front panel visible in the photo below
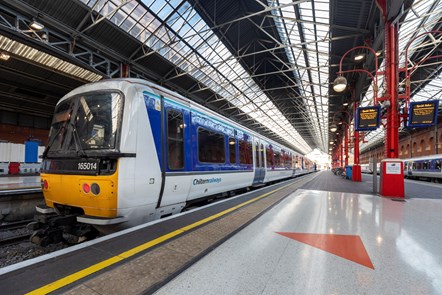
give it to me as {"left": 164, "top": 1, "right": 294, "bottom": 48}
{"left": 40, "top": 171, "right": 118, "bottom": 218}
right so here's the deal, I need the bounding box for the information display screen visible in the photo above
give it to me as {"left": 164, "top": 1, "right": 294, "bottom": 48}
{"left": 355, "top": 106, "right": 381, "bottom": 131}
{"left": 408, "top": 101, "right": 439, "bottom": 127}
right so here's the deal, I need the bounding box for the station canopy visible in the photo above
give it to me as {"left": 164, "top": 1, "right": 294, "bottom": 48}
{"left": 0, "top": 0, "right": 441, "bottom": 155}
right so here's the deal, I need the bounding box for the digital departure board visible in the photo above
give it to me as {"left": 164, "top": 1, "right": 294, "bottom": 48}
{"left": 408, "top": 101, "right": 439, "bottom": 128}
{"left": 355, "top": 106, "right": 381, "bottom": 131}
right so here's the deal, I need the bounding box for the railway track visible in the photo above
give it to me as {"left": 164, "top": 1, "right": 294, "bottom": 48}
{"left": 0, "top": 233, "right": 32, "bottom": 246}
{"left": 0, "top": 219, "right": 33, "bottom": 231}
{"left": 0, "top": 219, "right": 33, "bottom": 246}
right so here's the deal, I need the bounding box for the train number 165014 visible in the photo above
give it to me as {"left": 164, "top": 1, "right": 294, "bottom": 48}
{"left": 78, "top": 162, "right": 98, "bottom": 170}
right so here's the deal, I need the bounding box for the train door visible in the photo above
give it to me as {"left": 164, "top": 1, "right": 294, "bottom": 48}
{"left": 157, "top": 99, "right": 192, "bottom": 209}
{"left": 252, "top": 139, "right": 265, "bottom": 185}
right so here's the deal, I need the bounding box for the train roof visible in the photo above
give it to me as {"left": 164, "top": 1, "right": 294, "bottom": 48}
{"left": 59, "top": 78, "right": 306, "bottom": 157}
{"left": 403, "top": 154, "right": 442, "bottom": 161}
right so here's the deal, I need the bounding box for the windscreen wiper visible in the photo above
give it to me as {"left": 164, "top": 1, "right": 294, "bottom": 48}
{"left": 42, "top": 123, "right": 67, "bottom": 158}
{"left": 69, "top": 122, "right": 88, "bottom": 158}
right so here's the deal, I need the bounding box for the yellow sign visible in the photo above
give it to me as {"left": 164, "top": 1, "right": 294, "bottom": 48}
{"left": 410, "top": 102, "right": 437, "bottom": 125}
{"left": 357, "top": 107, "right": 380, "bottom": 130}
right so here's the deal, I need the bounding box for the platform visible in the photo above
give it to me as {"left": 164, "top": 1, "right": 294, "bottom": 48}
{"left": 1, "top": 171, "right": 441, "bottom": 294}
{"left": 156, "top": 187, "right": 442, "bottom": 294}
{"left": 0, "top": 175, "right": 41, "bottom": 195}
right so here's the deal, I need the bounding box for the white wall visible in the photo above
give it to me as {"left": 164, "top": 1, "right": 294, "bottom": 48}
{"left": 0, "top": 142, "right": 44, "bottom": 162}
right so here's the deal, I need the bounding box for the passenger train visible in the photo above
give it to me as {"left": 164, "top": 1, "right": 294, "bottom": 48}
{"left": 360, "top": 163, "right": 380, "bottom": 174}
{"left": 404, "top": 154, "right": 442, "bottom": 181}
{"left": 30, "top": 78, "right": 315, "bottom": 246}
{"left": 360, "top": 154, "right": 442, "bottom": 182}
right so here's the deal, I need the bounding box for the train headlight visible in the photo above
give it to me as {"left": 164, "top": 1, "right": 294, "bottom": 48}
{"left": 82, "top": 183, "right": 91, "bottom": 194}
{"left": 91, "top": 183, "right": 100, "bottom": 195}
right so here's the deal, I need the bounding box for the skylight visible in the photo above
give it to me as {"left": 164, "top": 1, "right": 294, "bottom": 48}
{"left": 270, "top": 0, "right": 330, "bottom": 152}
{"left": 81, "top": 0, "right": 313, "bottom": 154}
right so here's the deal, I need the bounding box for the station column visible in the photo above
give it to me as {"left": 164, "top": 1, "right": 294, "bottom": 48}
{"left": 379, "top": 20, "right": 405, "bottom": 198}
{"left": 352, "top": 102, "right": 362, "bottom": 181}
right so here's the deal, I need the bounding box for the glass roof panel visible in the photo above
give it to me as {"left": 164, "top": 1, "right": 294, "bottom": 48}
{"left": 82, "top": 0, "right": 343, "bottom": 153}
{"left": 271, "top": 0, "right": 330, "bottom": 151}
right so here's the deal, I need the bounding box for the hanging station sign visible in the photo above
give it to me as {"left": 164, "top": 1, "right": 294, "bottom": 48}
{"left": 355, "top": 106, "right": 381, "bottom": 131}
{"left": 408, "top": 101, "right": 439, "bottom": 128}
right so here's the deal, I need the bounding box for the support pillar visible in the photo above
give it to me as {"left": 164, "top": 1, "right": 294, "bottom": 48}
{"left": 379, "top": 21, "right": 405, "bottom": 198}
{"left": 121, "top": 63, "right": 130, "bottom": 78}
{"left": 344, "top": 126, "right": 349, "bottom": 167}
{"left": 352, "top": 103, "right": 362, "bottom": 181}
{"left": 340, "top": 143, "right": 344, "bottom": 168}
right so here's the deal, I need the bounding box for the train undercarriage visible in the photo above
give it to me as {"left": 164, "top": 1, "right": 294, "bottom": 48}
{"left": 27, "top": 205, "right": 99, "bottom": 247}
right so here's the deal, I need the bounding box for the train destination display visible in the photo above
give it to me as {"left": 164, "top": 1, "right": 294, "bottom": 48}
{"left": 355, "top": 106, "right": 381, "bottom": 131}
{"left": 408, "top": 101, "right": 439, "bottom": 127}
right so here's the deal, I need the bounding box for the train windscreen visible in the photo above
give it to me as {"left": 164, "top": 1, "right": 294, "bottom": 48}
{"left": 46, "top": 91, "right": 123, "bottom": 156}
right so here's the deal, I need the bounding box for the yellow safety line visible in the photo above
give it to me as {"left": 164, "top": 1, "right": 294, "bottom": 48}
{"left": 27, "top": 181, "right": 294, "bottom": 295}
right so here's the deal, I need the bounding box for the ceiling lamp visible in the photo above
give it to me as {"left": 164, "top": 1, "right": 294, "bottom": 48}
{"left": 333, "top": 76, "right": 347, "bottom": 92}
{"left": 354, "top": 54, "right": 365, "bottom": 61}
{"left": 376, "top": 51, "right": 382, "bottom": 56}
{"left": 0, "top": 51, "right": 10, "bottom": 61}
{"left": 329, "top": 141, "right": 334, "bottom": 144}
{"left": 330, "top": 124, "right": 338, "bottom": 132}
{"left": 30, "top": 20, "right": 44, "bottom": 30}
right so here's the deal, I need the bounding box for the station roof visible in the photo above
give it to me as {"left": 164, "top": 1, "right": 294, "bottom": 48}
{"left": 0, "top": 0, "right": 441, "bottom": 155}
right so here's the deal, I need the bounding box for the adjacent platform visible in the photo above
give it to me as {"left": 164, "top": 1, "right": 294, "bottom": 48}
{"left": 0, "top": 175, "right": 41, "bottom": 195}
{"left": 1, "top": 171, "right": 441, "bottom": 294}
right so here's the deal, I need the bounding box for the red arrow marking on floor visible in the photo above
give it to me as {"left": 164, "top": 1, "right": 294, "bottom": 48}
{"left": 276, "top": 232, "right": 374, "bottom": 269}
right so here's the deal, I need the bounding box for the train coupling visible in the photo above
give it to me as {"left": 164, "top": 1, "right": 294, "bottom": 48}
{"left": 28, "top": 214, "right": 77, "bottom": 247}
{"left": 28, "top": 206, "right": 99, "bottom": 247}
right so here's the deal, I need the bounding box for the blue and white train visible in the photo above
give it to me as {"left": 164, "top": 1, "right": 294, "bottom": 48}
{"left": 360, "top": 163, "right": 380, "bottom": 174}
{"left": 31, "top": 78, "right": 314, "bottom": 245}
{"left": 404, "top": 154, "right": 442, "bottom": 181}
{"left": 360, "top": 155, "right": 442, "bottom": 182}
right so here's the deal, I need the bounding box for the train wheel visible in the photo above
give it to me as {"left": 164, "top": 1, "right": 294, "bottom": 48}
{"left": 30, "top": 229, "right": 53, "bottom": 247}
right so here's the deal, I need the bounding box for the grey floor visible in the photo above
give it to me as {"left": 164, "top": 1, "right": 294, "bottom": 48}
{"left": 155, "top": 172, "right": 442, "bottom": 294}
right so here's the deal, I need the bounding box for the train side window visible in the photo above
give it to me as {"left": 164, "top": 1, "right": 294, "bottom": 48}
{"left": 266, "top": 145, "right": 274, "bottom": 167}
{"left": 229, "top": 137, "right": 236, "bottom": 164}
{"left": 167, "top": 110, "right": 184, "bottom": 170}
{"left": 436, "top": 160, "right": 442, "bottom": 170}
{"left": 281, "top": 150, "right": 286, "bottom": 168}
{"left": 260, "top": 144, "right": 265, "bottom": 168}
{"left": 198, "top": 128, "right": 225, "bottom": 163}
{"left": 239, "top": 140, "right": 252, "bottom": 165}
{"left": 274, "top": 151, "right": 281, "bottom": 168}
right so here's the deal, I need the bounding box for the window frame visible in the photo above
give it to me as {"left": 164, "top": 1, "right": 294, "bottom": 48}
{"left": 197, "top": 126, "right": 226, "bottom": 164}
{"left": 166, "top": 108, "right": 185, "bottom": 170}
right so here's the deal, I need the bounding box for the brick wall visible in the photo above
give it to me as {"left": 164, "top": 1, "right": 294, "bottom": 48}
{"left": 0, "top": 124, "right": 49, "bottom": 145}
{"left": 360, "top": 121, "right": 442, "bottom": 163}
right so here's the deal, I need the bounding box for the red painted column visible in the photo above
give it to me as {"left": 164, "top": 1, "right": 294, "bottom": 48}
{"left": 340, "top": 143, "right": 343, "bottom": 168}
{"left": 384, "top": 22, "right": 400, "bottom": 159}
{"left": 379, "top": 21, "right": 404, "bottom": 198}
{"left": 344, "top": 126, "right": 349, "bottom": 167}
{"left": 121, "top": 64, "right": 130, "bottom": 78}
{"left": 352, "top": 102, "right": 362, "bottom": 181}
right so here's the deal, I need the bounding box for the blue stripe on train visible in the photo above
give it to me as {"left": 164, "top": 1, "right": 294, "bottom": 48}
{"left": 144, "top": 92, "right": 163, "bottom": 171}
{"left": 144, "top": 91, "right": 255, "bottom": 173}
